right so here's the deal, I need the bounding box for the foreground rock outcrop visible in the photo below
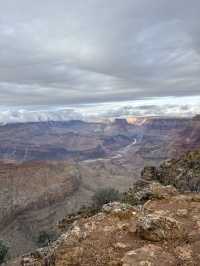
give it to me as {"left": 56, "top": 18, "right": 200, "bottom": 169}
{"left": 142, "top": 149, "right": 200, "bottom": 192}
{"left": 13, "top": 182, "right": 200, "bottom": 266}
{"left": 137, "top": 213, "right": 187, "bottom": 242}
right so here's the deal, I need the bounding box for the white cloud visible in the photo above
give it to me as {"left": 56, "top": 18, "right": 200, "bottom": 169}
{"left": 0, "top": 96, "right": 200, "bottom": 124}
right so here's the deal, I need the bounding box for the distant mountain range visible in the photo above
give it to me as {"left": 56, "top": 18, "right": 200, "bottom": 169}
{"left": 0, "top": 117, "right": 199, "bottom": 162}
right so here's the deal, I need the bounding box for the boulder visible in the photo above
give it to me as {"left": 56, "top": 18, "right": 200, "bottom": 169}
{"left": 102, "top": 202, "right": 134, "bottom": 213}
{"left": 135, "top": 182, "right": 177, "bottom": 202}
{"left": 141, "top": 166, "right": 158, "bottom": 180}
{"left": 137, "top": 214, "right": 187, "bottom": 241}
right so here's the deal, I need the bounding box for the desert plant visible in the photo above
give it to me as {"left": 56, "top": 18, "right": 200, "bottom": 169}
{"left": 0, "top": 240, "right": 9, "bottom": 265}
{"left": 121, "top": 188, "right": 137, "bottom": 205}
{"left": 92, "top": 187, "right": 121, "bottom": 208}
{"left": 36, "top": 231, "right": 57, "bottom": 247}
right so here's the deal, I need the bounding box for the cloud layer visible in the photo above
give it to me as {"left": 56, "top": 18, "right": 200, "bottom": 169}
{"left": 0, "top": 0, "right": 200, "bottom": 106}
{"left": 0, "top": 96, "right": 200, "bottom": 124}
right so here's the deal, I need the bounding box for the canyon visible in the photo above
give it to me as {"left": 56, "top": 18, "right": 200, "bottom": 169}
{"left": 1, "top": 116, "right": 200, "bottom": 258}
{"left": 12, "top": 148, "right": 200, "bottom": 266}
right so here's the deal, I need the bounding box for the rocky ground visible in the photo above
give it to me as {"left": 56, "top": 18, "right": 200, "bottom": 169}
{"left": 11, "top": 182, "right": 200, "bottom": 266}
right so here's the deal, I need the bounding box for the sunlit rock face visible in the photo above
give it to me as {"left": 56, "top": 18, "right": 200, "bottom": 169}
{"left": 127, "top": 117, "right": 148, "bottom": 125}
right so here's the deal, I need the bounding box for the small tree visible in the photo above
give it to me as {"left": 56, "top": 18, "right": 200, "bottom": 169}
{"left": 0, "top": 240, "right": 9, "bottom": 265}
{"left": 92, "top": 188, "right": 121, "bottom": 209}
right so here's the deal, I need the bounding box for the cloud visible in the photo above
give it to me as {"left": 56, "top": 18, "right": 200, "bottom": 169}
{"left": 0, "top": 96, "right": 200, "bottom": 124}
{"left": 0, "top": 0, "right": 199, "bottom": 107}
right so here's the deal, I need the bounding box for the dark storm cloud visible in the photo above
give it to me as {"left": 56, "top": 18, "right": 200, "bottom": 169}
{"left": 0, "top": 0, "right": 200, "bottom": 106}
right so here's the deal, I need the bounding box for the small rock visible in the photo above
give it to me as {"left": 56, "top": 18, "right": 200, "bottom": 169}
{"left": 103, "top": 225, "right": 116, "bottom": 232}
{"left": 176, "top": 209, "right": 188, "bottom": 217}
{"left": 114, "top": 242, "right": 129, "bottom": 249}
{"left": 175, "top": 245, "right": 192, "bottom": 261}
{"left": 102, "top": 202, "right": 135, "bottom": 213}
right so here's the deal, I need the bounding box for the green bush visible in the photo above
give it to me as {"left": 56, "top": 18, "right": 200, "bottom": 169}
{"left": 92, "top": 188, "right": 121, "bottom": 208}
{"left": 77, "top": 205, "right": 100, "bottom": 217}
{"left": 121, "top": 188, "right": 137, "bottom": 206}
{"left": 0, "top": 240, "right": 9, "bottom": 265}
{"left": 36, "top": 231, "right": 57, "bottom": 247}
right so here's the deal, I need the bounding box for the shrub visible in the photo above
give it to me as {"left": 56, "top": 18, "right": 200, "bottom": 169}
{"left": 36, "top": 231, "right": 57, "bottom": 247}
{"left": 0, "top": 240, "right": 9, "bottom": 264}
{"left": 92, "top": 188, "right": 121, "bottom": 208}
{"left": 121, "top": 188, "right": 137, "bottom": 205}
{"left": 77, "top": 205, "right": 100, "bottom": 217}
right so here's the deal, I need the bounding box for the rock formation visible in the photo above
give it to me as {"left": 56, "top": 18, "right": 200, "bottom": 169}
{"left": 146, "top": 149, "right": 200, "bottom": 192}
{"left": 15, "top": 182, "right": 200, "bottom": 266}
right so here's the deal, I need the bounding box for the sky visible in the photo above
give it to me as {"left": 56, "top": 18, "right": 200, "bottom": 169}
{"left": 0, "top": 0, "right": 200, "bottom": 122}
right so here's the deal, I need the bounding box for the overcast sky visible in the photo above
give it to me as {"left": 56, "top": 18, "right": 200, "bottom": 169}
{"left": 0, "top": 0, "right": 200, "bottom": 117}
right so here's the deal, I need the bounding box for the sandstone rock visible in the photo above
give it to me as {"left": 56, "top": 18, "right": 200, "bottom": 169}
{"left": 153, "top": 150, "right": 200, "bottom": 192}
{"left": 122, "top": 244, "right": 176, "bottom": 266}
{"left": 126, "top": 182, "right": 178, "bottom": 205}
{"left": 148, "top": 182, "right": 178, "bottom": 199}
{"left": 176, "top": 209, "right": 188, "bottom": 217}
{"left": 102, "top": 202, "right": 137, "bottom": 220}
{"left": 108, "top": 261, "right": 122, "bottom": 266}
{"left": 141, "top": 166, "right": 157, "bottom": 180}
{"left": 191, "top": 194, "right": 200, "bottom": 202}
{"left": 137, "top": 214, "right": 186, "bottom": 241}
{"left": 175, "top": 245, "right": 193, "bottom": 262}
{"left": 20, "top": 248, "right": 56, "bottom": 266}
{"left": 102, "top": 202, "right": 134, "bottom": 213}
{"left": 103, "top": 225, "right": 116, "bottom": 232}
{"left": 188, "top": 230, "right": 200, "bottom": 243}
{"left": 114, "top": 242, "right": 130, "bottom": 249}
{"left": 21, "top": 256, "right": 42, "bottom": 266}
